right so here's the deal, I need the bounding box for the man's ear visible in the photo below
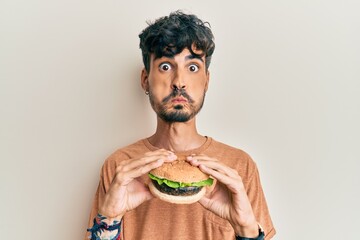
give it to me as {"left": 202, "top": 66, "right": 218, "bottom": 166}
{"left": 141, "top": 68, "right": 149, "bottom": 92}
{"left": 205, "top": 70, "right": 210, "bottom": 92}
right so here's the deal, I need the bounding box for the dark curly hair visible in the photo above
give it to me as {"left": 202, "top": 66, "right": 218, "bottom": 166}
{"left": 139, "top": 10, "right": 215, "bottom": 72}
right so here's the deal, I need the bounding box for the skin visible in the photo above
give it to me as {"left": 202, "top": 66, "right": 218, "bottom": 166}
{"left": 98, "top": 47, "right": 259, "bottom": 238}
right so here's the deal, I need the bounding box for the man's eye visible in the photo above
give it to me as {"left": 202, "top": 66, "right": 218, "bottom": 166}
{"left": 159, "top": 63, "right": 171, "bottom": 71}
{"left": 188, "top": 64, "right": 199, "bottom": 72}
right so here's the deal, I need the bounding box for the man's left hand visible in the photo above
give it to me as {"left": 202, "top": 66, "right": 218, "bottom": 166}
{"left": 186, "top": 154, "right": 259, "bottom": 238}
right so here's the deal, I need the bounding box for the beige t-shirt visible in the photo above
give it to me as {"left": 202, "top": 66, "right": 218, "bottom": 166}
{"left": 85, "top": 137, "right": 276, "bottom": 239}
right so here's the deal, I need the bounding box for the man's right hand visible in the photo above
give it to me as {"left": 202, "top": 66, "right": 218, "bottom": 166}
{"left": 98, "top": 149, "right": 177, "bottom": 219}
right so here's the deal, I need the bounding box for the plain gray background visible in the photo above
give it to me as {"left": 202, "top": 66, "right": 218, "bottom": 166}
{"left": 1, "top": 0, "right": 359, "bottom": 239}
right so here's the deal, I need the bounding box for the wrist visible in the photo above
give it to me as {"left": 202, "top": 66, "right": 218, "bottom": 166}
{"left": 98, "top": 203, "right": 124, "bottom": 219}
{"left": 97, "top": 211, "right": 123, "bottom": 223}
{"left": 233, "top": 221, "right": 259, "bottom": 238}
{"left": 87, "top": 213, "right": 122, "bottom": 239}
{"left": 99, "top": 190, "right": 125, "bottom": 219}
{"left": 235, "top": 223, "right": 264, "bottom": 240}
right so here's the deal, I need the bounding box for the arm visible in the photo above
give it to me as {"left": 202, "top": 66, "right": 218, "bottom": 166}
{"left": 186, "top": 155, "right": 266, "bottom": 239}
{"left": 86, "top": 149, "right": 177, "bottom": 239}
{"left": 87, "top": 214, "right": 122, "bottom": 240}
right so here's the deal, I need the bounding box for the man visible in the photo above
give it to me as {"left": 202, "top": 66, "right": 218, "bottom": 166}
{"left": 85, "top": 11, "right": 275, "bottom": 240}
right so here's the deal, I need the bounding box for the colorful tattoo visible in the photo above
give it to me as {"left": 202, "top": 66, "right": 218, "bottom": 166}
{"left": 87, "top": 213, "right": 122, "bottom": 240}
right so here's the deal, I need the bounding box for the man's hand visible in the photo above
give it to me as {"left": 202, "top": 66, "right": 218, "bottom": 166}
{"left": 99, "top": 149, "right": 177, "bottom": 219}
{"left": 186, "top": 154, "right": 259, "bottom": 238}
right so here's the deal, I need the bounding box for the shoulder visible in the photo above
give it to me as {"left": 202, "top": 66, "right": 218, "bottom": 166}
{"left": 100, "top": 139, "right": 149, "bottom": 177}
{"left": 210, "top": 139, "right": 252, "bottom": 157}
{"left": 208, "top": 138, "right": 254, "bottom": 164}
{"left": 109, "top": 139, "right": 149, "bottom": 160}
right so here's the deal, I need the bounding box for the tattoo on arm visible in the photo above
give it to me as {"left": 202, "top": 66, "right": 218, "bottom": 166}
{"left": 87, "top": 213, "right": 122, "bottom": 240}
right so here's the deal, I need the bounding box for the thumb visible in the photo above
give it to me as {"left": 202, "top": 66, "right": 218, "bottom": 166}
{"left": 143, "top": 190, "right": 154, "bottom": 202}
{"left": 141, "top": 185, "right": 154, "bottom": 202}
{"left": 198, "top": 196, "right": 211, "bottom": 209}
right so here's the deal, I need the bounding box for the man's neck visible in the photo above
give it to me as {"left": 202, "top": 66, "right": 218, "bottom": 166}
{"left": 148, "top": 117, "right": 206, "bottom": 152}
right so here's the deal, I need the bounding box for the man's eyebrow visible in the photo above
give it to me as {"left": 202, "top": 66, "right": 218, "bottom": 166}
{"left": 185, "top": 54, "right": 204, "bottom": 62}
{"left": 154, "top": 54, "right": 204, "bottom": 62}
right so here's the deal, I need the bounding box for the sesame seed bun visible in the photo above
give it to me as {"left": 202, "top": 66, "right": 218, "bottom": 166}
{"left": 149, "top": 156, "right": 209, "bottom": 183}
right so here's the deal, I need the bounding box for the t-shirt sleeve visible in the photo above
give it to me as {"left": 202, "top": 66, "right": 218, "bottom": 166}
{"left": 245, "top": 163, "right": 276, "bottom": 239}
{"left": 83, "top": 154, "right": 120, "bottom": 240}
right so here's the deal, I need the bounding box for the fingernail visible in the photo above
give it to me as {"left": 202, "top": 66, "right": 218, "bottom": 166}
{"left": 168, "top": 154, "right": 177, "bottom": 160}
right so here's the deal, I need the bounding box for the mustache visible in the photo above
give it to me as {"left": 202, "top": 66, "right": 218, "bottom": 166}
{"left": 162, "top": 88, "right": 194, "bottom": 103}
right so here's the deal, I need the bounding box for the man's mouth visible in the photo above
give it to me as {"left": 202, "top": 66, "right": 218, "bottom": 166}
{"left": 162, "top": 89, "right": 193, "bottom": 104}
{"left": 171, "top": 97, "right": 188, "bottom": 103}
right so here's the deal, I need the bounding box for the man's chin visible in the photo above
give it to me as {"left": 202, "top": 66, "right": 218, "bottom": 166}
{"left": 159, "top": 111, "right": 193, "bottom": 123}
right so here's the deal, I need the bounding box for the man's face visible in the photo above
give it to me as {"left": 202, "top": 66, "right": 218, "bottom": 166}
{"left": 142, "top": 48, "right": 209, "bottom": 122}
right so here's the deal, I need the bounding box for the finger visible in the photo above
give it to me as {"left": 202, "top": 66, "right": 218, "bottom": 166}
{"left": 144, "top": 149, "right": 174, "bottom": 158}
{"left": 119, "top": 151, "right": 176, "bottom": 173}
{"left": 141, "top": 187, "right": 154, "bottom": 202}
{"left": 198, "top": 164, "right": 242, "bottom": 194}
{"left": 122, "top": 158, "right": 167, "bottom": 183}
{"left": 188, "top": 157, "right": 239, "bottom": 179}
{"left": 186, "top": 154, "right": 218, "bottom": 170}
{"left": 128, "top": 180, "right": 154, "bottom": 202}
{"left": 186, "top": 154, "right": 217, "bottom": 162}
{"left": 144, "top": 149, "right": 177, "bottom": 162}
{"left": 198, "top": 195, "right": 212, "bottom": 209}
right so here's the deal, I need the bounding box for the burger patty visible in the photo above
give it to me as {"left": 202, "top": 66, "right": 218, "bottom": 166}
{"left": 151, "top": 180, "right": 202, "bottom": 196}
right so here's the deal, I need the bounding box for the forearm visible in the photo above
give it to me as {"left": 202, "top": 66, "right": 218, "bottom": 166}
{"left": 87, "top": 213, "right": 122, "bottom": 240}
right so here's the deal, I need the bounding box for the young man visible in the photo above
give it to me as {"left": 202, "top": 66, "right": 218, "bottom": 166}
{"left": 85, "top": 11, "right": 275, "bottom": 240}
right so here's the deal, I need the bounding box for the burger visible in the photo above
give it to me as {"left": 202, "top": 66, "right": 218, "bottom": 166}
{"left": 148, "top": 155, "right": 214, "bottom": 204}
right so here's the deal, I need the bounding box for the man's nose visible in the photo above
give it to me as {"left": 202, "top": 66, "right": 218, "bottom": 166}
{"left": 171, "top": 69, "right": 186, "bottom": 90}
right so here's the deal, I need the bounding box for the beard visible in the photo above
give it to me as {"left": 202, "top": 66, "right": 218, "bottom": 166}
{"left": 149, "top": 88, "right": 205, "bottom": 123}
